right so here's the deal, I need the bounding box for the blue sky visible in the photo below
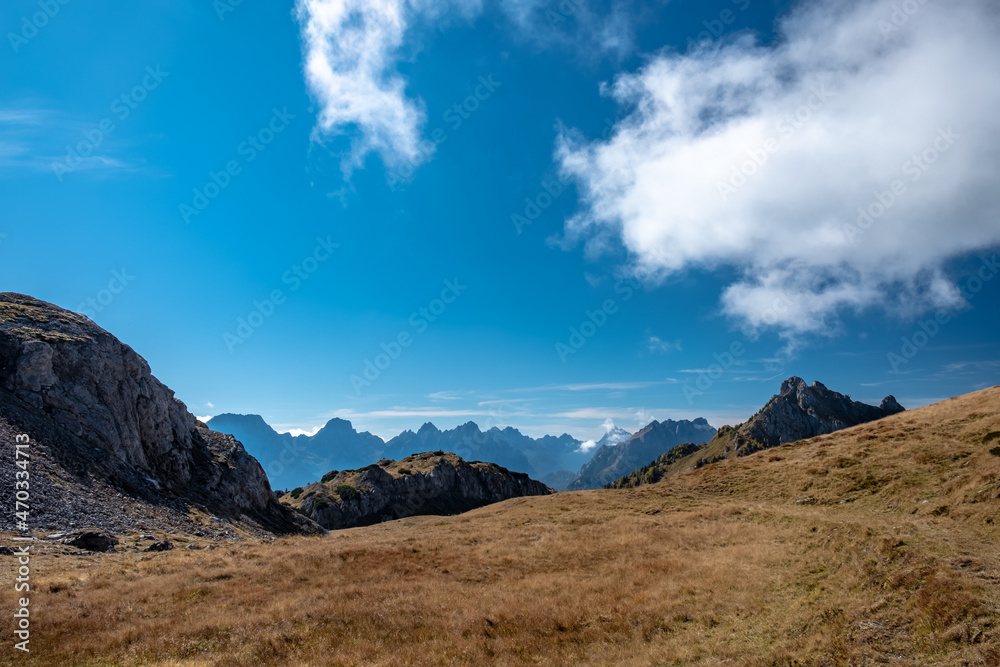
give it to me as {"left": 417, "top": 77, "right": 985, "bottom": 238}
{"left": 2, "top": 0, "right": 998, "bottom": 442}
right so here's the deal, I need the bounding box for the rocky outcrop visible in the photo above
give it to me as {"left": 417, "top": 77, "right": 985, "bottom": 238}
{"left": 566, "top": 418, "right": 715, "bottom": 491}
{"left": 0, "top": 293, "right": 320, "bottom": 537}
{"left": 734, "top": 377, "right": 905, "bottom": 456}
{"left": 283, "top": 452, "right": 552, "bottom": 530}
{"left": 607, "top": 377, "right": 905, "bottom": 489}
{"left": 382, "top": 422, "right": 538, "bottom": 477}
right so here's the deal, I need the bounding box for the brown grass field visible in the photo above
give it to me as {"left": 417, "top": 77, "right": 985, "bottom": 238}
{"left": 2, "top": 386, "right": 999, "bottom": 666}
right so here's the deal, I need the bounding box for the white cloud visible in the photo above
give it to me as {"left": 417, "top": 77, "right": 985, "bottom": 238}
{"left": 278, "top": 425, "right": 324, "bottom": 437}
{"left": 295, "top": 0, "right": 482, "bottom": 176}
{"left": 556, "top": 0, "right": 1000, "bottom": 341}
{"left": 577, "top": 439, "right": 598, "bottom": 453}
{"left": 295, "top": 0, "right": 637, "bottom": 176}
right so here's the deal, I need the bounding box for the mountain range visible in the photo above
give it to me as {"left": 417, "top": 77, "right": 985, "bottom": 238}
{"left": 206, "top": 411, "right": 721, "bottom": 493}
{"left": 0, "top": 291, "right": 914, "bottom": 546}
{"left": 206, "top": 377, "right": 905, "bottom": 497}
{"left": 608, "top": 377, "right": 906, "bottom": 488}
{"left": 566, "top": 417, "right": 718, "bottom": 490}
{"left": 206, "top": 413, "right": 594, "bottom": 490}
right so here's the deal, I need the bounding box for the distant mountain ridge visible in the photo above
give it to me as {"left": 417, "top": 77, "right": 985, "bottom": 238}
{"left": 608, "top": 377, "right": 906, "bottom": 489}
{"left": 206, "top": 414, "right": 383, "bottom": 491}
{"left": 207, "top": 414, "right": 589, "bottom": 490}
{"left": 566, "top": 418, "right": 717, "bottom": 490}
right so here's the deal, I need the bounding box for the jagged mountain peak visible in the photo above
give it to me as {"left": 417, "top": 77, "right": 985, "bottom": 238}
{"left": 607, "top": 378, "right": 908, "bottom": 489}
{"left": 597, "top": 424, "right": 631, "bottom": 447}
{"left": 417, "top": 422, "right": 441, "bottom": 436}
{"left": 566, "top": 417, "right": 716, "bottom": 490}
{"left": 880, "top": 395, "right": 905, "bottom": 413}
{"left": 454, "top": 421, "right": 483, "bottom": 434}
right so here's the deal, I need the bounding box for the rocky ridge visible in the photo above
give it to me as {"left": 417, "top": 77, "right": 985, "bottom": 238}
{"left": 608, "top": 377, "right": 905, "bottom": 489}
{"left": 282, "top": 451, "right": 552, "bottom": 529}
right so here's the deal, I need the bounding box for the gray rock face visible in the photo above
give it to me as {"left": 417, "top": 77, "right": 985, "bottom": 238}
{"left": 0, "top": 293, "right": 319, "bottom": 536}
{"left": 736, "top": 377, "right": 905, "bottom": 454}
{"left": 288, "top": 453, "right": 552, "bottom": 530}
{"left": 607, "top": 378, "right": 906, "bottom": 489}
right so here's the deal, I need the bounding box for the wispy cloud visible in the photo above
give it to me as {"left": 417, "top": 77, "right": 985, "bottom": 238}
{"left": 294, "top": 0, "right": 637, "bottom": 177}
{"left": 0, "top": 107, "right": 144, "bottom": 176}
{"left": 330, "top": 407, "right": 505, "bottom": 420}
{"left": 647, "top": 336, "right": 681, "bottom": 354}
{"left": 511, "top": 380, "right": 679, "bottom": 393}
{"left": 426, "top": 390, "right": 470, "bottom": 400}
{"left": 295, "top": 0, "right": 482, "bottom": 177}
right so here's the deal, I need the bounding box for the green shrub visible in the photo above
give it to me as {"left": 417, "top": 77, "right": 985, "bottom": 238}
{"left": 989, "top": 446, "right": 1000, "bottom": 457}
{"left": 321, "top": 470, "right": 338, "bottom": 483}
{"left": 335, "top": 485, "right": 358, "bottom": 502}
{"left": 432, "top": 450, "right": 445, "bottom": 456}
{"left": 398, "top": 468, "right": 411, "bottom": 475}
{"left": 303, "top": 491, "right": 315, "bottom": 499}
{"left": 314, "top": 497, "right": 329, "bottom": 510}
{"left": 289, "top": 487, "right": 304, "bottom": 499}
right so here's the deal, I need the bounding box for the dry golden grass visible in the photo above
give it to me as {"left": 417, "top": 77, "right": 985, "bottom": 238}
{"left": 3, "top": 387, "right": 999, "bottom": 666}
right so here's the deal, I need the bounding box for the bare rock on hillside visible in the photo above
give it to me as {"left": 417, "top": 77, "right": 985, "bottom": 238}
{"left": 0, "top": 293, "right": 322, "bottom": 538}
{"left": 283, "top": 452, "right": 552, "bottom": 530}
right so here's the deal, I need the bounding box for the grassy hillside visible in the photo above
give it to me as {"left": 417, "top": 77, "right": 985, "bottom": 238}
{"left": 3, "top": 386, "right": 999, "bottom": 665}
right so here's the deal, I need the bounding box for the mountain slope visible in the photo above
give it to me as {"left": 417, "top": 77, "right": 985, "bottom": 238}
{"left": 487, "top": 426, "right": 588, "bottom": 480}
{"left": 609, "top": 376, "right": 905, "bottom": 489}
{"left": 567, "top": 418, "right": 715, "bottom": 490}
{"left": 23, "top": 386, "right": 1000, "bottom": 665}
{"left": 281, "top": 451, "right": 552, "bottom": 529}
{"left": 0, "top": 293, "right": 318, "bottom": 537}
